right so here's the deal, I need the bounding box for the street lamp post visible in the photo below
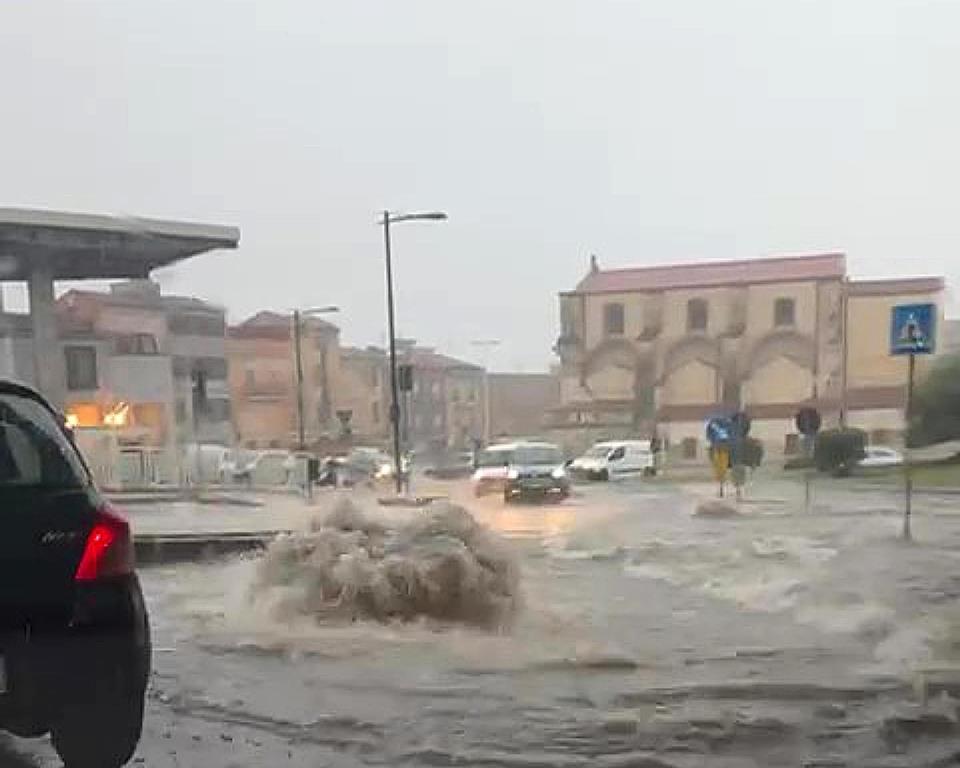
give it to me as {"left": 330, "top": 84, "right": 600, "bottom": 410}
{"left": 471, "top": 339, "right": 501, "bottom": 445}
{"left": 292, "top": 306, "right": 340, "bottom": 450}
{"left": 380, "top": 210, "right": 447, "bottom": 494}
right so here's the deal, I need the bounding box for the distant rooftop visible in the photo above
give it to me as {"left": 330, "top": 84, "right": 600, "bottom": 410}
{"left": 573, "top": 253, "right": 846, "bottom": 294}
{"left": 405, "top": 347, "right": 483, "bottom": 372}
{"left": 59, "top": 282, "right": 225, "bottom": 315}
{"left": 341, "top": 345, "right": 386, "bottom": 360}
{"left": 0, "top": 207, "right": 239, "bottom": 280}
{"left": 229, "top": 310, "right": 339, "bottom": 340}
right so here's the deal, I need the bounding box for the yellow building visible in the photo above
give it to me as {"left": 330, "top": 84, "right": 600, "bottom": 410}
{"left": 551, "top": 253, "right": 945, "bottom": 458}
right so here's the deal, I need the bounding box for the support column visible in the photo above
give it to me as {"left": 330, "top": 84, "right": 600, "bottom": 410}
{"left": 0, "top": 281, "right": 13, "bottom": 379}
{"left": 28, "top": 265, "right": 65, "bottom": 407}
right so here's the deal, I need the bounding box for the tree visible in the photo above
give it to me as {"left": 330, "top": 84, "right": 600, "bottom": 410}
{"left": 909, "top": 353, "right": 960, "bottom": 447}
{"left": 814, "top": 427, "right": 867, "bottom": 477}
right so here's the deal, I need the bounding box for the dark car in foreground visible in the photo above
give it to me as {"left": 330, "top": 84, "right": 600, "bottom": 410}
{"left": 0, "top": 380, "right": 150, "bottom": 767}
{"left": 503, "top": 442, "right": 570, "bottom": 503}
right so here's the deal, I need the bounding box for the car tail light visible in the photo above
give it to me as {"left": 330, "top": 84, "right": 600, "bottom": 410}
{"left": 75, "top": 504, "right": 134, "bottom": 581}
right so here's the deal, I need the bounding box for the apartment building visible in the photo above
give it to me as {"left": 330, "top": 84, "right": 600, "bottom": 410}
{"left": 227, "top": 311, "right": 340, "bottom": 448}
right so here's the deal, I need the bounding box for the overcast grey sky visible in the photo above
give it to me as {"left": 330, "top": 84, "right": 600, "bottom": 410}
{"left": 1, "top": 1, "right": 957, "bottom": 370}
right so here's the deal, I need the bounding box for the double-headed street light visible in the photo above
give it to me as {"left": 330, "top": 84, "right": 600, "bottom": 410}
{"left": 293, "top": 305, "right": 340, "bottom": 450}
{"left": 380, "top": 210, "right": 448, "bottom": 494}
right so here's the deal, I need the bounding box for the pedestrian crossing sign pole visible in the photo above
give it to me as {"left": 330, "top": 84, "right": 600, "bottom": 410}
{"left": 890, "top": 303, "right": 937, "bottom": 541}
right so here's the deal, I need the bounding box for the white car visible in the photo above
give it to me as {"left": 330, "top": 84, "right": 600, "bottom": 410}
{"left": 221, "top": 449, "right": 292, "bottom": 485}
{"left": 471, "top": 443, "right": 517, "bottom": 496}
{"left": 858, "top": 446, "right": 904, "bottom": 469}
{"left": 569, "top": 440, "right": 656, "bottom": 481}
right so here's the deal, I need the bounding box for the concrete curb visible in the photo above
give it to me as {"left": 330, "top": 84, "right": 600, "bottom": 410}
{"left": 134, "top": 531, "right": 288, "bottom": 566}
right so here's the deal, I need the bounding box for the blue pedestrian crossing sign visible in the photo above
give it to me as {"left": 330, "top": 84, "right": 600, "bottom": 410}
{"left": 890, "top": 303, "right": 936, "bottom": 356}
{"left": 705, "top": 417, "right": 732, "bottom": 445}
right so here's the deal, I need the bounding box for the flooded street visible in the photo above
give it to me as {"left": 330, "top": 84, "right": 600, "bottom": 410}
{"left": 24, "top": 480, "right": 960, "bottom": 767}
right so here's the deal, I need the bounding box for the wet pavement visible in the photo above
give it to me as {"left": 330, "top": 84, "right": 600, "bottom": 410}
{"left": 9, "top": 477, "right": 960, "bottom": 766}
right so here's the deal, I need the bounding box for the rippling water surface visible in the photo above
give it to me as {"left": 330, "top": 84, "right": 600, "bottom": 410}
{"left": 142, "top": 481, "right": 960, "bottom": 766}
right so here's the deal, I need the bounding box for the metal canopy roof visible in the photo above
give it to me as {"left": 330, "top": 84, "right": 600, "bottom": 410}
{"left": 0, "top": 207, "right": 240, "bottom": 280}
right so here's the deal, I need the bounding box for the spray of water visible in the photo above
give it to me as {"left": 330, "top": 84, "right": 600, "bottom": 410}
{"left": 249, "top": 498, "right": 520, "bottom": 628}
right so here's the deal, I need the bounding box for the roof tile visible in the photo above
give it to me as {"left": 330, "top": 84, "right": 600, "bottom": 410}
{"left": 575, "top": 253, "right": 846, "bottom": 294}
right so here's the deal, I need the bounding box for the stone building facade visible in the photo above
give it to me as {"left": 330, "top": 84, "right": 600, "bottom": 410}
{"left": 551, "top": 253, "right": 945, "bottom": 458}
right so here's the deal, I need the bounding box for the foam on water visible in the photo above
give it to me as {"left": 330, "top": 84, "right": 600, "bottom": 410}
{"left": 247, "top": 498, "right": 520, "bottom": 628}
{"left": 621, "top": 532, "right": 836, "bottom": 613}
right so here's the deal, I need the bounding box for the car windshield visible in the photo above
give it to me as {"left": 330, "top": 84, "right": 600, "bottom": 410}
{"left": 0, "top": 394, "right": 86, "bottom": 489}
{"left": 5, "top": 4, "right": 960, "bottom": 766}
{"left": 513, "top": 446, "right": 564, "bottom": 466}
{"left": 476, "top": 448, "right": 512, "bottom": 467}
{"left": 583, "top": 445, "right": 612, "bottom": 458}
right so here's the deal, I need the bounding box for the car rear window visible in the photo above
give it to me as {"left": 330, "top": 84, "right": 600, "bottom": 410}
{"left": 0, "top": 393, "right": 87, "bottom": 489}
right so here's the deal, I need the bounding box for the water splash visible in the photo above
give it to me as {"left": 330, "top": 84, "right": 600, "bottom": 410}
{"left": 249, "top": 498, "right": 520, "bottom": 628}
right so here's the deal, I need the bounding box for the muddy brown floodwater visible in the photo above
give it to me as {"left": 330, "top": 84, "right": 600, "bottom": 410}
{"left": 57, "top": 481, "right": 960, "bottom": 767}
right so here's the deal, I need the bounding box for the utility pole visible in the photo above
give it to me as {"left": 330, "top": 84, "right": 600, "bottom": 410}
{"left": 839, "top": 278, "right": 849, "bottom": 427}
{"left": 383, "top": 212, "right": 403, "bottom": 494}
{"left": 292, "top": 306, "right": 340, "bottom": 453}
{"left": 293, "top": 309, "right": 305, "bottom": 450}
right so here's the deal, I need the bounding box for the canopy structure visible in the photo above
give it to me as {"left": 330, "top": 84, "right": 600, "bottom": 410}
{"left": 0, "top": 207, "right": 240, "bottom": 406}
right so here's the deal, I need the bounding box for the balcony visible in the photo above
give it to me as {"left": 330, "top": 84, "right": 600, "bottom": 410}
{"left": 243, "top": 381, "right": 288, "bottom": 401}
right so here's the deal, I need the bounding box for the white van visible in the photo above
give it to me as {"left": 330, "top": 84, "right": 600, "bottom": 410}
{"left": 569, "top": 440, "right": 655, "bottom": 481}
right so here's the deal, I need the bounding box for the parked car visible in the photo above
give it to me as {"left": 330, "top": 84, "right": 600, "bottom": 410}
{"left": 0, "top": 380, "right": 151, "bottom": 767}
{"left": 315, "top": 456, "right": 343, "bottom": 487}
{"left": 424, "top": 451, "right": 475, "bottom": 480}
{"left": 336, "top": 447, "right": 393, "bottom": 486}
{"left": 858, "top": 446, "right": 904, "bottom": 469}
{"left": 183, "top": 443, "right": 230, "bottom": 484}
{"left": 569, "top": 440, "right": 656, "bottom": 481}
{"left": 221, "top": 449, "right": 292, "bottom": 485}
{"left": 503, "top": 442, "right": 570, "bottom": 503}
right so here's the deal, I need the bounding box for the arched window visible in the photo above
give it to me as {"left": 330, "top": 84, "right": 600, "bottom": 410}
{"left": 604, "top": 303, "right": 625, "bottom": 336}
{"left": 687, "top": 299, "right": 708, "bottom": 332}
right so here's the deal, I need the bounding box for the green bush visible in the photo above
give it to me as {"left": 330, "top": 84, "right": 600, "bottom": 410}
{"left": 814, "top": 428, "right": 867, "bottom": 476}
{"left": 784, "top": 455, "right": 814, "bottom": 471}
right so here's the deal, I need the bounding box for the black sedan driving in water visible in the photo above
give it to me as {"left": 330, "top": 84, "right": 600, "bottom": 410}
{"left": 0, "top": 380, "right": 150, "bottom": 768}
{"left": 503, "top": 443, "right": 570, "bottom": 503}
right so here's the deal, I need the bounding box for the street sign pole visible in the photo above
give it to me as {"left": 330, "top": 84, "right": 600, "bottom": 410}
{"left": 795, "top": 407, "right": 821, "bottom": 515}
{"left": 904, "top": 352, "right": 916, "bottom": 541}
{"left": 889, "top": 302, "right": 936, "bottom": 542}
